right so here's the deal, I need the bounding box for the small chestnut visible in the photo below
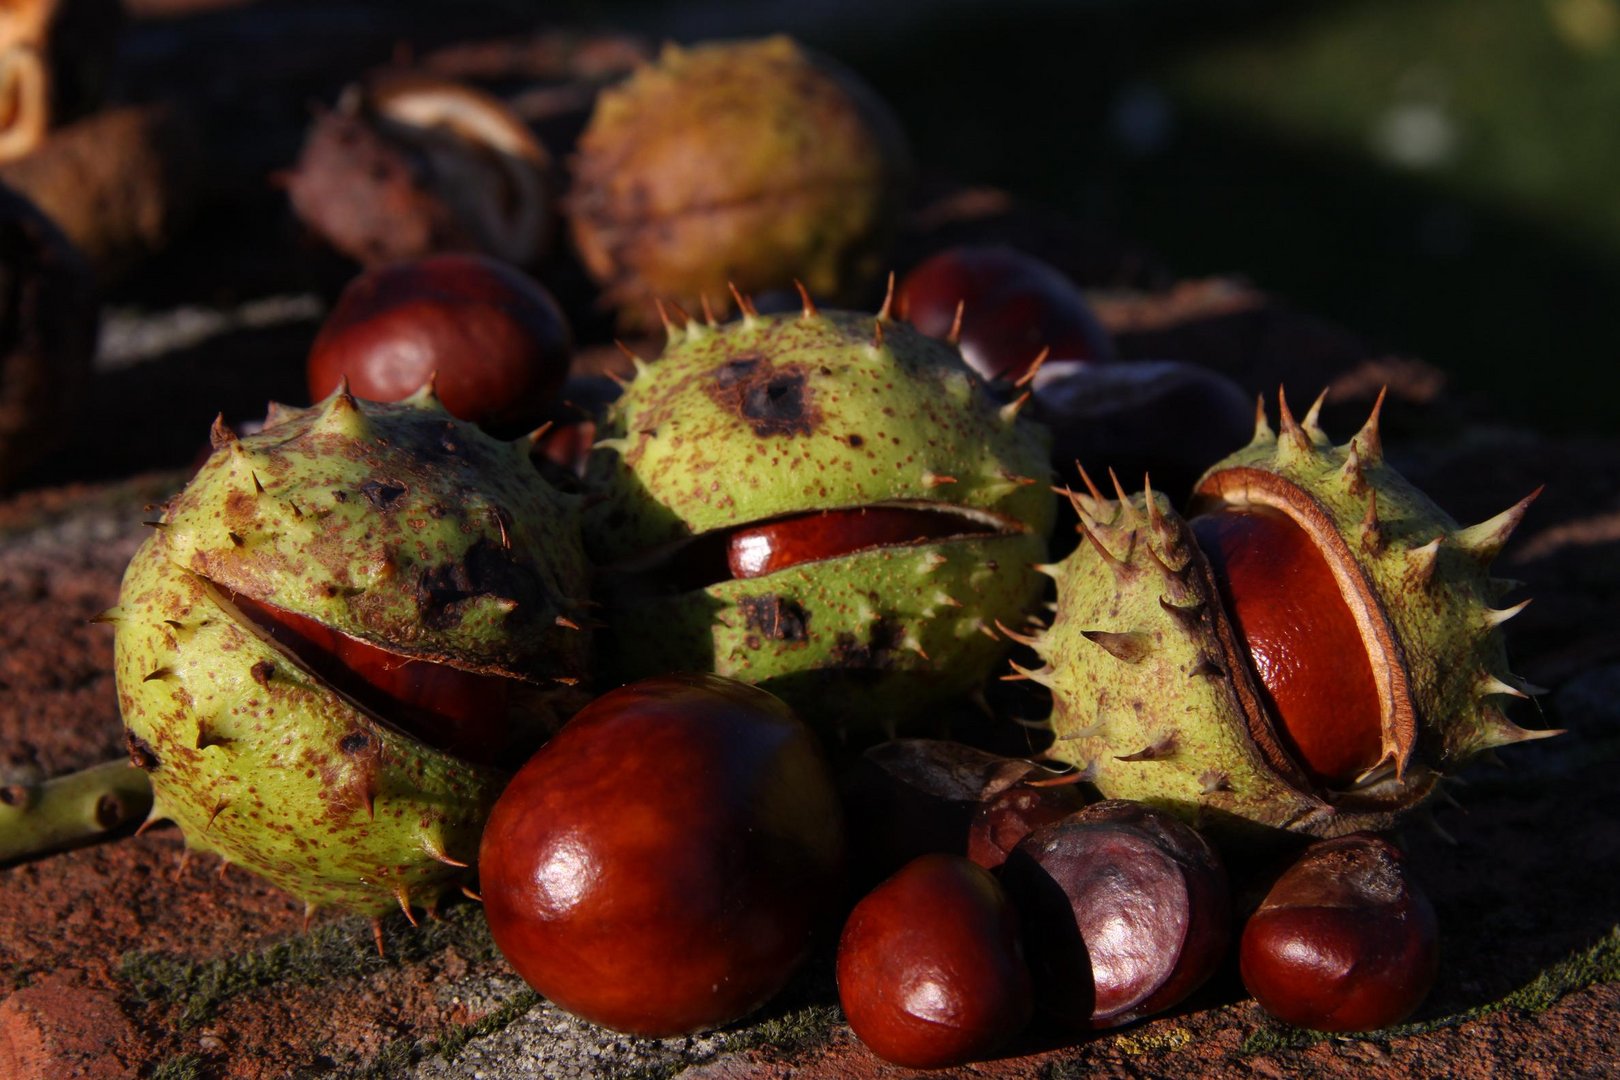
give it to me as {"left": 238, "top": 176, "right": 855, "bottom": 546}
{"left": 998, "top": 800, "right": 1230, "bottom": 1028}
{"left": 896, "top": 244, "right": 1114, "bottom": 381}
{"left": 966, "top": 781, "right": 1090, "bottom": 871}
{"left": 839, "top": 739, "right": 1087, "bottom": 887}
{"left": 478, "top": 673, "right": 845, "bottom": 1037}
{"left": 1240, "top": 833, "right": 1438, "bottom": 1032}
{"left": 307, "top": 253, "right": 572, "bottom": 435}
{"left": 837, "top": 854, "right": 1033, "bottom": 1069}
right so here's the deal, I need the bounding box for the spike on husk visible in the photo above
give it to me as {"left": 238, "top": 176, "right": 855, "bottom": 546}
{"left": 1036, "top": 390, "right": 1553, "bottom": 841}
{"left": 111, "top": 392, "right": 592, "bottom": 915}
{"left": 583, "top": 307, "right": 1054, "bottom": 740}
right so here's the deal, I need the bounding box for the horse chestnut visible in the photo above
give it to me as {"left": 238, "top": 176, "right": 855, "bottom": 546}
{"left": 896, "top": 245, "right": 1114, "bottom": 380}
{"left": 307, "top": 253, "right": 571, "bottom": 436}
{"left": 998, "top": 800, "right": 1230, "bottom": 1029}
{"left": 478, "top": 673, "right": 845, "bottom": 1037}
{"left": 837, "top": 854, "right": 1033, "bottom": 1068}
{"left": 1240, "top": 833, "right": 1438, "bottom": 1032}
{"left": 1191, "top": 505, "right": 1385, "bottom": 786}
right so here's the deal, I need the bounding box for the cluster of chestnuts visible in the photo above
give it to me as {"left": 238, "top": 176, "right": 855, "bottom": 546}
{"left": 7, "top": 29, "right": 1549, "bottom": 1073}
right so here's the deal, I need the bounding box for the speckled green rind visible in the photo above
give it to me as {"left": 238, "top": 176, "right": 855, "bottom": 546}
{"left": 598, "top": 533, "right": 1047, "bottom": 742}
{"left": 114, "top": 541, "right": 501, "bottom": 915}
{"left": 163, "top": 389, "right": 589, "bottom": 684}
{"left": 585, "top": 309, "right": 1054, "bottom": 734}
{"left": 587, "top": 310, "right": 1053, "bottom": 555}
{"left": 1037, "top": 395, "right": 1551, "bottom": 842}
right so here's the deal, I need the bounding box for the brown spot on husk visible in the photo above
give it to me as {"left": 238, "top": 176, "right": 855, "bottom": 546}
{"left": 705, "top": 358, "right": 820, "bottom": 436}
{"left": 739, "top": 594, "right": 810, "bottom": 642}
{"left": 360, "top": 479, "right": 408, "bottom": 510}
{"left": 124, "top": 731, "right": 159, "bottom": 771}
{"left": 414, "top": 538, "right": 525, "bottom": 631}
{"left": 826, "top": 618, "right": 904, "bottom": 674}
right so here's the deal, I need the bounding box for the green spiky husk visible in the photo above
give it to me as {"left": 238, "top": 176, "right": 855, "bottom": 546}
{"left": 1037, "top": 394, "right": 1548, "bottom": 841}
{"left": 167, "top": 392, "right": 589, "bottom": 683}
{"left": 112, "top": 390, "right": 592, "bottom": 914}
{"left": 597, "top": 534, "right": 1046, "bottom": 742}
{"left": 115, "top": 542, "right": 501, "bottom": 914}
{"left": 586, "top": 309, "right": 1054, "bottom": 735}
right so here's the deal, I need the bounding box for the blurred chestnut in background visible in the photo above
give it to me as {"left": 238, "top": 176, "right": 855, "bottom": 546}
{"left": 1033, "top": 359, "right": 1254, "bottom": 504}
{"left": 0, "top": 182, "right": 96, "bottom": 489}
{"left": 283, "top": 70, "right": 553, "bottom": 269}
{"left": 478, "top": 673, "right": 845, "bottom": 1037}
{"left": 1240, "top": 833, "right": 1438, "bottom": 1032}
{"left": 999, "top": 800, "right": 1231, "bottom": 1029}
{"left": 0, "top": 103, "right": 200, "bottom": 283}
{"left": 896, "top": 244, "right": 1114, "bottom": 381}
{"left": 307, "top": 253, "right": 572, "bottom": 436}
{"left": 0, "top": 0, "right": 123, "bottom": 161}
{"left": 838, "top": 854, "right": 1033, "bottom": 1068}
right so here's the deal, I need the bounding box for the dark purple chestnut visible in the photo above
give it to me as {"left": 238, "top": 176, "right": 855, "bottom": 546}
{"left": 478, "top": 674, "right": 845, "bottom": 1037}
{"left": 837, "top": 854, "right": 1033, "bottom": 1068}
{"left": 896, "top": 244, "right": 1114, "bottom": 381}
{"left": 1032, "top": 359, "right": 1254, "bottom": 502}
{"left": 1240, "top": 833, "right": 1438, "bottom": 1032}
{"left": 998, "top": 800, "right": 1231, "bottom": 1029}
{"left": 307, "top": 253, "right": 571, "bottom": 436}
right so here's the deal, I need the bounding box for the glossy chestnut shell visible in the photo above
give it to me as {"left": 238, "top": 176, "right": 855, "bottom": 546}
{"left": 838, "top": 854, "right": 1033, "bottom": 1068}
{"left": 1240, "top": 832, "right": 1439, "bottom": 1032}
{"left": 999, "top": 800, "right": 1231, "bottom": 1029}
{"left": 478, "top": 673, "right": 845, "bottom": 1037}
{"left": 307, "top": 253, "right": 571, "bottom": 435}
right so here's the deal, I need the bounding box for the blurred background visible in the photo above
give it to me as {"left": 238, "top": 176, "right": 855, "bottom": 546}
{"left": 623, "top": 0, "right": 1617, "bottom": 436}
{"left": 17, "top": 0, "right": 1617, "bottom": 461}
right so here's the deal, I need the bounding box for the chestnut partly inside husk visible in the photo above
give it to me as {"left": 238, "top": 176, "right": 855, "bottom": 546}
{"left": 1024, "top": 391, "right": 1555, "bottom": 841}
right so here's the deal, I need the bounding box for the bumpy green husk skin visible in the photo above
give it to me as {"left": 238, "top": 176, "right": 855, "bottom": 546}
{"left": 1035, "top": 392, "right": 1550, "bottom": 841}
{"left": 111, "top": 388, "right": 590, "bottom": 915}
{"left": 586, "top": 307, "right": 1054, "bottom": 741}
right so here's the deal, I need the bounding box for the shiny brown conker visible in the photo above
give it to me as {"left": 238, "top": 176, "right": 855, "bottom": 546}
{"left": 307, "top": 253, "right": 571, "bottom": 435}
{"left": 998, "top": 800, "right": 1231, "bottom": 1029}
{"left": 478, "top": 673, "right": 845, "bottom": 1037}
{"left": 837, "top": 854, "right": 1033, "bottom": 1069}
{"left": 1192, "top": 505, "right": 1385, "bottom": 786}
{"left": 1240, "top": 833, "right": 1438, "bottom": 1032}
{"left": 896, "top": 244, "right": 1114, "bottom": 381}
